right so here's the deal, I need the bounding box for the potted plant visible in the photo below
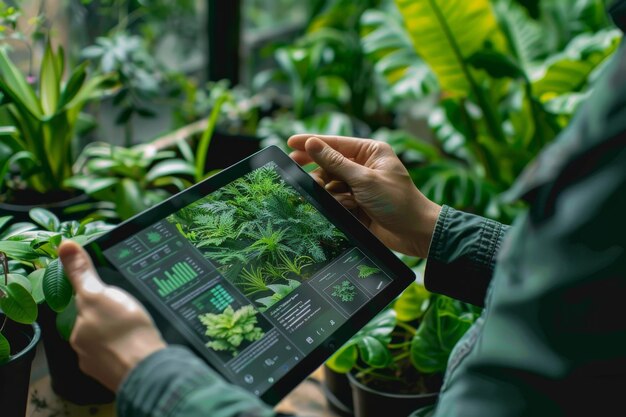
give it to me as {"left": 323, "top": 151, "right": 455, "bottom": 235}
{"left": 325, "top": 282, "right": 480, "bottom": 417}
{"left": 0, "top": 209, "right": 116, "bottom": 404}
{"left": 0, "top": 40, "right": 111, "bottom": 220}
{"left": 65, "top": 141, "right": 195, "bottom": 221}
{"left": 0, "top": 219, "right": 41, "bottom": 417}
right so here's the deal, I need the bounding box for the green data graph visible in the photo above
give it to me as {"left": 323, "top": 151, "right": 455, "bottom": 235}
{"left": 153, "top": 261, "right": 199, "bottom": 297}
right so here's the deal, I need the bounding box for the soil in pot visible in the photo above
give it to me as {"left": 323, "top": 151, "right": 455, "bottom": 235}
{"left": 322, "top": 365, "right": 354, "bottom": 417}
{"left": 37, "top": 304, "right": 115, "bottom": 405}
{"left": 0, "top": 318, "right": 41, "bottom": 417}
{"left": 348, "top": 359, "right": 443, "bottom": 417}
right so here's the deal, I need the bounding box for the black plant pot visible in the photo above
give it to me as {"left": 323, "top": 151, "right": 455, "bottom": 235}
{"left": 37, "top": 304, "right": 115, "bottom": 405}
{"left": 204, "top": 132, "right": 262, "bottom": 171}
{"left": 0, "top": 319, "right": 41, "bottom": 417}
{"left": 0, "top": 191, "right": 90, "bottom": 223}
{"left": 322, "top": 366, "right": 354, "bottom": 417}
{"left": 347, "top": 372, "right": 439, "bottom": 417}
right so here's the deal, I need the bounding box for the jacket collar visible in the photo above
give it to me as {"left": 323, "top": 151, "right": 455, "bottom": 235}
{"left": 610, "top": 0, "right": 626, "bottom": 32}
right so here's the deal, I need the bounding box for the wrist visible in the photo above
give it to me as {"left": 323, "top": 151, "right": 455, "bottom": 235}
{"left": 411, "top": 198, "right": 442, "bottom": 259}
{"left": 113, "top": 331, "right": 167, "bottom": 391}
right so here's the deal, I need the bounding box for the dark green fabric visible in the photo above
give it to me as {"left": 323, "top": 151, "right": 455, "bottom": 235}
{"left": 427, "top": 38, "right": 626, "bottom": 417}
{"left": 425, "top": 206, "right": 509, "bottom": 307}
{"left": 117, "top": 346, "right": 277, "bottom": 417}
{"left": 117, "top": 4, "right": 626, "bottom": 417}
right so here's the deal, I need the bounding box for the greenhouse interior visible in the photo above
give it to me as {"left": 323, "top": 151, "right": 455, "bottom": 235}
{"left": 0, "top": 0, "right": 624, "bottom": 416}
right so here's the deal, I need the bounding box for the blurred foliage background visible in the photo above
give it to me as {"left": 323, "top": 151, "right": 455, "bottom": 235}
{"left": 0, "top": 0, "right": 621, "bottom": 223}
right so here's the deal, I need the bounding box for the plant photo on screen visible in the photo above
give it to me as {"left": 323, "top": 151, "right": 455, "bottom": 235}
{"left": 198, "top": 305, "right": 265, "bottom": 357}
{"left": 168, "top": 163, "right": 352, "bottom": 311}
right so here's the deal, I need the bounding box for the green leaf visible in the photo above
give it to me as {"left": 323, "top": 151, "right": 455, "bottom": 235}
{"left": 357, "top": 335, "right": 392, "bottom": 368}
{"left": 42, "top": 258, "right": 73, "bottom": 312}
{"left": 58, "top": 62, "right": 87, "bottom": 108}
{"left": 0, "top": 332, "right": 9, "bottom": 364}
{"left": 468, "top": 50, "right": 526, "bottom": 80}
{"left": 531, "top": 29, "right": 621, "bottom": 100}
{"left": 56, "top": 297, "right": 77, "bottom": 341}
{"left": 325, "top": 343, "right": 358, "bottom": 373}
{"left": 27, "top": 269, "right": 45, "bottom": 303}
{"left": 394, "top": 282, "right": 431, "bottom": 322}
{"left": 29, "top": 208, "right": 60, "bottom": 232}
{"left": 394, "top": 0, "right": 499, "bottom": 96}
{"left": 7, "top": 273, "right": 32, "bottom": 292}
{"left": 145, "top": 159, "right": 194, "bottom": 183}
{"left": 360, "top": 8, "right": 437, "bottom": 106}
{"left": 494, "top": 0, "right": 545, "bottom": 69}
{"left": 40, "top": 41, "right": 60, "bottom": 115}
{"left": 64, "top": 176, "right": 118, "bottom": 195}
{"left": 0, "top": 282, "right": 38, "bottom": 324}
{"left": 116, "top": 178, "right": 147, "bottom": 220}
{"left": 0, "top": 48, "right": 43, "bottom": 118}
{"left": 0, "top": 241, "right": 40, "bottom": 261}
{"left": 410, "top": 296, "right": 477, "bottom": 373}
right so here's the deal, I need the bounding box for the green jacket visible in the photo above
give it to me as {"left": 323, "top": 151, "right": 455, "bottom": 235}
{"left": 116, "top": 3, "right": 626, "bottom": 416}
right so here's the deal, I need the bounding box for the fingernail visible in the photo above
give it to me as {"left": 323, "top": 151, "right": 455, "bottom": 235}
{"left": 306, "top": 137, "right": 325, "bottom": 154}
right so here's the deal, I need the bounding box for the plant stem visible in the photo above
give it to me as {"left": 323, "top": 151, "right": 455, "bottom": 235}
{"left": 395, "top": 321, "right": 416, "bottom": 335}
{"left": 195, "top": 94, "right": 227, "bottom": 182}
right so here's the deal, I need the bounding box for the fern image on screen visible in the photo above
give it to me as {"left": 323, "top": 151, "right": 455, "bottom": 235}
{"left": 168, "top": 163, "right": 352, "bottom": 311}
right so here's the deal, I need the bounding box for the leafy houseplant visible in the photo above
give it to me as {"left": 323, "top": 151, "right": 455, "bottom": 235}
{"left": 325, "top": 283, "right": 481, "bottom": 417}
{"left": 168, "top": 164, "right": 351, "bottom": 312}
{"left": 0, "top": 208, "right": 115, "bottom": 404}
{"left": 0, "top": 41, "right": 110, "bottom": 205}
{"left": 199, "top": 305, "right": 265, "bottom": 357}
{"left": 66, "top": 142, "right": 195, "bottom": 220}
{"left": 0, "top": 251, "right": 41, "bottom": 417}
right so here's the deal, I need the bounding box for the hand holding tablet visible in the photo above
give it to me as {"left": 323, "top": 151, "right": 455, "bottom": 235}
{"left": 68, "top": 139, "right": 419, "bottom": 404}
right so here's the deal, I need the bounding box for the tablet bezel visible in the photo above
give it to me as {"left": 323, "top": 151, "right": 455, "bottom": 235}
{"left": 86, "top": 145, "right": 415, "bottom": 405}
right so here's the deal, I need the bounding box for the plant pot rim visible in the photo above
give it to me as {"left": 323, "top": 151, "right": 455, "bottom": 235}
{"left": 3, "top": 321, "right": 41, "bottom": 364}
{"left": 0, "top": 192, "right": 89, "bottom": 212}
{"left": 347, "top": 371, "right": 440, "bottom": 400}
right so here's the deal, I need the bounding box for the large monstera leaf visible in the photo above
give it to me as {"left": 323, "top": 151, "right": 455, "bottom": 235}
{"left": 360, "top": 8, "right": 437, "bottom": 106}
{"left": 394, "top": 0, "right": 500, "bottom": 97}
{"left": 531, "top": 28, "right": 622, "bottom": 101}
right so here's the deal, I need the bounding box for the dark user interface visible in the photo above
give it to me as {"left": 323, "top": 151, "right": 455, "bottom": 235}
{"left": 103, "top": 163, "right": 393, "bottom": 396}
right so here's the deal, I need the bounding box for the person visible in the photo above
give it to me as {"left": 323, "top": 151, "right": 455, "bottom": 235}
{"left": 58, "top": 2, "right": 626, "bottom": 416}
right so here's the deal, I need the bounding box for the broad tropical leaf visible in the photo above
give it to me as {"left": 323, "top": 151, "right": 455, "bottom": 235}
{"left": 360, "top": 8, "right": 437, "bottom": 106}
{"left": 494, "top": 0, "right": 545, "bottom": 69}
{"left": 394, "top": 0, "right": 500, "bottom": 97}
{"left": 43, "top": 258, "right": 73, "bottom": 312}
{"left": 532, "top": 28, "right": 621, "bottom": 100}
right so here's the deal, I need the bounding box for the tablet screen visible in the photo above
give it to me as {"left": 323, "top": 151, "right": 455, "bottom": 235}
{"left": 102, "top": 161, "right": 396, "bottom": 397}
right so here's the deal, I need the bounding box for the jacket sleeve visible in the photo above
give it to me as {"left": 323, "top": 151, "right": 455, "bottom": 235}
{"left": 424, "top": 206, "right": 510, "bottom": 307}
{"left": 117, "top": 346, "right": 286, "bottom": 417}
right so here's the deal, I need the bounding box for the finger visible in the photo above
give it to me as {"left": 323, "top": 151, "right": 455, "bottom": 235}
{"left": 289, "top": 150, "right": 314, "bottom": 166}
{"left": 334, "top": 194, "right": 359, "bottom": 210}
{"left": 305, "top": 137, "right": 368, "bottom": 185}
{"left": 289, "top": 134, "right": 375, "bottom": 161}
{"left": 58, "top": 240, "right": 105, "bottom": 297}
{"left": 325, "top": 180, "right": 351, "bottom": 194}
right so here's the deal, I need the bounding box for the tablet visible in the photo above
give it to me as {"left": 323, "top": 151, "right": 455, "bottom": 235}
{"left": 86, "top": 146, "right": 415, "bottom": 405}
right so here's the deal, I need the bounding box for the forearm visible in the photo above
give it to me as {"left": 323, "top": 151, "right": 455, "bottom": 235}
{"left": 424, "top": 206, "right": 510, "bottom": 307}
{"left": 118, "top": 346, "right": 278, "bottom": 417}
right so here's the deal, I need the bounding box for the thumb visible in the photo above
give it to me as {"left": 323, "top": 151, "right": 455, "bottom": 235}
{"left": 305, "top": 137, "right": 366, "bottom": 184}
{"left": 58, "top": 240, "right": 105, "bottom": 297}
